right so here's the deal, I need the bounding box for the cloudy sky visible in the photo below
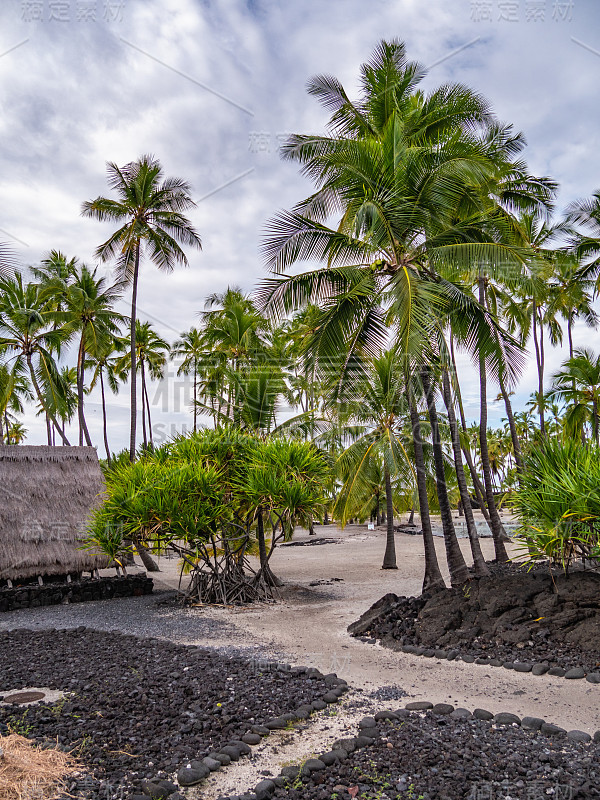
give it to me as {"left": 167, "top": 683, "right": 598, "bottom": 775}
{"left": 1, "top": 0, "right": 599, "bottom": 450}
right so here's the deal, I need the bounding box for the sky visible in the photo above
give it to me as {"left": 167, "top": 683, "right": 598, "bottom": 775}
{"left": 1, "top": 0, "right": 599, "bottom": 450}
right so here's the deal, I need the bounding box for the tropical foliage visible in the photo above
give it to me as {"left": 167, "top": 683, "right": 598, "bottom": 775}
{"left": 2, "top": 40, "right": 600, "bottom": 595}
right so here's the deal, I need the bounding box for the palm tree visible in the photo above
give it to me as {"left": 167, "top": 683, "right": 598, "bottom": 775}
{"left": 549, "top": 348, "right": 600, "bottom": 445}
{"left": 335, "top": 350, "right": 443, "bottom": 577}
{"left": 547, "top": 252, "right": 597, "bottom": 360}
{"left": 6, "top": 420, "right": 27, "bottom": 444}
{"left": 171, "top": 327, "right": 204, "bottom": 432}
{"left": 53, "top": 264, "right": 125, "bottom": 446}
{"left": 0, "top": 273, "right": 73, "bottom": 444}
{"left": 115, "top": 321, "right": 170, "bottom": 448}
{"left": 566, "top": 190, "right": 600, "bottom": 290}
{"left": 82, "top": 155, "right": 202, "bottom": 460}
{"left": 86, "top": 339, "right": 121, "bottom": 462}
{"left": 258, "top": 39, "right": 527, "bottom": 583}
{"left": 0, "top": 361, "right": 32, "bottom": 444}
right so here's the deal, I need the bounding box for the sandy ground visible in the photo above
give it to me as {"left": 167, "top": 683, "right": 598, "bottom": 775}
{"left": 133, "top": 517, "right": 599, "bottom": 797}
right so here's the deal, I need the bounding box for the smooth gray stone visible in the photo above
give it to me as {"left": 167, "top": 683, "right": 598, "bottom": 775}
{"left": 432, "top": 703, "right": 454, "bottom": 715}
{"left": 359, "top": 716, "right": 377, "bottom": 728}
{"left": 522, "top": 716, "right": 544, "bottom": 731}
{"left": 303, "top": 759, "right": 326, "bottom": 773}
{"left": 474, "top": 709, "right": 494, "bottom": 721}
{"left": 208, "top": 751, "right": 231, "bottom": 766}
{"left": 405, "top": 701, "right": 433, "bottom": 711}
{"left": 586, "top": 673, "right": 600, "bottom": 684}
{"left": 513, "top": 662, "right": 533, "bottom": 673}
{"left": 565, "top": 667, "right": 586, "bottom": 679}
{"left": 541, "top": 722, "right": 566, "bottom": 737}
{"left": 202, "top": 757, "right": 222, "bottom": 771}
{"left": 254, "top": 780, "right": 276, "bottom": 800}
{"left": 450, "top": 708, "right": 472, "bottom": 720}
{"left": 547, "top": 667, "right": 566, "bottom": 677}
{"left": 177, "top": 766, "right": 208, "bottom": 786}
{"left": 532, "top": 663, "right": 550, "bottom": 676}
{"left": 567, "top": 730, "right": 592, "bottom": 743}
{"left": 374, "top": 710, "right": 398, "bottom": 721}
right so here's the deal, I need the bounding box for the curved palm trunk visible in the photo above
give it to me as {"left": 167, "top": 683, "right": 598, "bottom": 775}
{"left": 382, "top": 465, "right": 397, "bottom": 569}
{"left": 99, "top": 367, "right": 111, "bottom": 464}
{"left": 477, "top": 281, "right": 508, "bottom": 562}
{"left": 409, "top": 403, "right": 445, "bottom": 592}
{"left": 498, "top": 371, "right": 523, "bottom": 476}
{"left": 76, "top": 334, "right": 93, "bottom": 447}
{"left": 421, "top": 369, "right": 469, "bottom": 586}
{"left": 140, "top": 359, "right": 148, "bottom": 448}
{"left": 129, "top": 243, "right": 140, "bottom": 462}
{"left": 449, "top": 333, "right": 492, "bottom": 524}
{"left": 26, "top": 354, "right": 71, "bottom": 446}
{"left": 442, "top": 370, "right": 489, "bottom": 577}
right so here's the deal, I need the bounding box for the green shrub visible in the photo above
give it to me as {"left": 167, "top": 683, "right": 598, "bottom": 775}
{"left": 512, "top": 438, "right": 600, "bottom": 571}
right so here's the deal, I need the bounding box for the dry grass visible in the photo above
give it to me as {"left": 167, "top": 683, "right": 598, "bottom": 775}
{"left": 0, "top": 734, "right": 77, "bottom": 800}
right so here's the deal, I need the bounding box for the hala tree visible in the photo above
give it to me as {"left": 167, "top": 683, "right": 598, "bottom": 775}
{"left": 87, "top": 429, "right": 330, "bottom": 604}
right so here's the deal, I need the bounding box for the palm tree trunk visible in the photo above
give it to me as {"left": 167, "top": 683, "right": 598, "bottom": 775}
{"left": 76, "top": 334, "right": 93, "bottom": 447}
{"left": 568, "top": 313, "right": 574, "bottom": 360}
{"left": 141, "top": 359, "right": 148, "bottom": 448}
{"left": 477, "top": 281, "right": 508, "bottom": 562}
{"left": 143, "top": 363, "right": 153, "bottom": 447}
{"left": 409, "top": 403, "right": 445, "bottom": 592}
{"left": 532, "top": 299, "right": 545, "bottom": 436}
{"left": 382, "top": 465, "right": 397, "bottom": 569}
{"left": 421, "top": 369, "right": 470, "bottom": 586}
{"left": 498, "top": 370, "right": 524, "bottom": 476}
{"left": 26, "top": 355, "right": 71, "bottom": 445}
{"left": 449, "top": 332, "right": 492, "bottom": 524}
{"left": 193, "top": 359, "right": 198, "bottom": 433}
{"left": 129, "top": 242, "right": 140, "bottom": 462}
{"left": 442, "top": 370, "right": 489, "bottom": 577}
{"left": 46, "top": 413, "right": 52, "bottom": 445}
{"left": 99, "top": 367, "right": 111, "bottom": 464}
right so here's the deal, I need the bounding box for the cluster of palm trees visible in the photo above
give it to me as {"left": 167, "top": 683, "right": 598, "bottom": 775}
{"left": 2, "top": 40, "right": 600, "bottom": 591}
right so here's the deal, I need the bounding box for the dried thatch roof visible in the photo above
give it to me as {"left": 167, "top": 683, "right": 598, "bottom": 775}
{"left": 0, "top": 446, "right": 107, "bottom": 581}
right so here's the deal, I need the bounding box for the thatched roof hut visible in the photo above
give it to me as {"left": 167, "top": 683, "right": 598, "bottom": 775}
{"left": 0, "top": 446, "right": 107, "bottom": 581}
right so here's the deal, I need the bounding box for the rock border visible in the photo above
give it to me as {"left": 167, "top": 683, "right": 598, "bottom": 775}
{"left": 129, "top": 665, "right": 350, "bottom": 800}
{"left": 219, "top": 700, "right": 600, "bottom": 800}
{"left": 0, "top": 574, "right": 153, "bottom": 612}
{"left": 393, "top": 642, "right": 600, "bottom": 684}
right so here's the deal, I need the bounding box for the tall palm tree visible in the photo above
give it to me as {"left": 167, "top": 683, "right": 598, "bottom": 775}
{"left": 258, "top": 39, "right": 526, "bottom": 583}
{"left": 0, "top": 273, "right": 73, "bottom": 444}
{"left": 86, "top": 339, "right": 121, "bottom": 462}
{"left": 53, "top": 264, "right": 125, "bottom": 446}
{"left": 335, "top": 350, "right": 416, "bottom": 570}
{"left": 82, "top": 155, "right": 201, "bottom": 460}
{"left": 171, "top": 327, "right": 204, "bottom": 432}
{"left": 115, "top": 321, "right": 170, "bottom": 448}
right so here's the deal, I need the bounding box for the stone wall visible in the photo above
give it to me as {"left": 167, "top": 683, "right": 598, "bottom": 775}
{"left": 0, "top": 573, "right": 153, "bottom": 612}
